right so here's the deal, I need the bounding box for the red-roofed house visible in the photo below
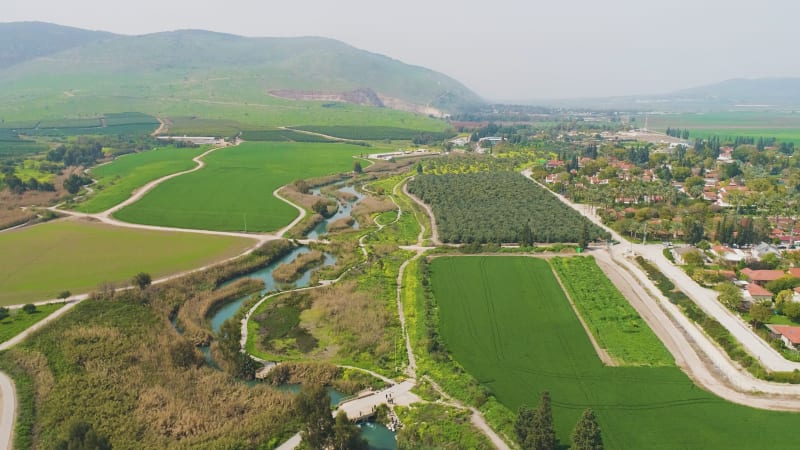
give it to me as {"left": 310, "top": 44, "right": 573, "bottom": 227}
{"left": 787, "top": 268, "right": 800, "bottom": 278}
{"left": 740, "top": 269, "right": 785, "bottom": 286}
{"left": 767, "top": 325, "right": 800, "bottom": 350}
{"left": 746, "top": 283, "right": 773, "bottom": 302}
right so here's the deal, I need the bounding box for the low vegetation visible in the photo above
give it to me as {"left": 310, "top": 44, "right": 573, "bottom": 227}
{"left": 395, "top": 403, "right": 493, "bottom": 449}
{"left": 272, "top": 251, "right": 326, "bottom": 283}
{"left": 0, "top": 303, "right": 64, "bottom": 344}
{"left": 550, "top": 256, "right": 673, "bottom": 366}
{"left": 0, "top": 298, "right": 297, "bottom": 449}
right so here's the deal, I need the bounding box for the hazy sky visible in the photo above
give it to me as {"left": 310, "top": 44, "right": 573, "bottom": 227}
{"left": 5, "top": 0, "right": 800, "bottom": 101}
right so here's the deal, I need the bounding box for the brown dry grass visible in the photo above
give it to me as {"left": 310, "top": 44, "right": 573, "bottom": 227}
{"left": 308, "top": 281, "right": 392, "bottom": 359}
{"left": 279, "top": 184, "right": 320, "bottom": 210}
{"left": 176, "top": 278, "right": 263, "bottom": 345}
{"left": 326, "top": 216, "right": 355, "bottom": 233}
{"left": 353, "top": 197, "right": 396, "bottom": 225}
{"left": 272, "top": 251, "right": 325, "bottom": 283}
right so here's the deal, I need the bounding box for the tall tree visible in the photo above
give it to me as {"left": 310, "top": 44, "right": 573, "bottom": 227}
{"left": 515, "top": 404, "right": 535, "bottom": 446}
{"left": 131, "top": 272, "right": 151, "bottom": 290}
{"left": 297, "top": 384, "right": 334, "bottom": 449}
{"left": 331, "top": 411, "right": 368, "bottom": 450}
{"left": 531, "top": 391, "right": 557, "bottom": 450}
{"left": 571, "top": 409, "right": 603, "bottom": 450}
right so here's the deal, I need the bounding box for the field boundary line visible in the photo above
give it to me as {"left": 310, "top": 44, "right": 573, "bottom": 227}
{"left": 549, "top": 265, "right": 618, "bottom": 367}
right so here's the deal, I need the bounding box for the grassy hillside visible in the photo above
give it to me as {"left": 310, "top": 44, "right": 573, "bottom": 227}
{"left": 0, "top": 25, "right": 482, "bottom": 124}
{"left": 0, "top": 22, "right": 114, "bottom": 69}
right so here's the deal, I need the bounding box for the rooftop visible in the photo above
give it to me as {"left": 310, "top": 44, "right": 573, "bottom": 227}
{"left": 768, "top": 325, "right": 800, "bottom": 345}
{"left": 746, "top": 283, "right": 773, "bottom": 298}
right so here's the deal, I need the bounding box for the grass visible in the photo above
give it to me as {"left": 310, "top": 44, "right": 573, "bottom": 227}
{"left": 115, "top": 142, "right": 365, "bottom": 232}
{"left": 241, "top": 129, "right": 335, "bottom": 142}
{"left": 645, "top": 111, "right": 800, "bottom": 145}
{"left": 0, "top": 220, "right": 252, "bottom": 304}
{"left": 73, "top": 145, "right": 207, "bottom": 213}
{"left": 291, "top": 125, "right": 454, "bottom": 141}
{"left": 0, "top": 303, "right": 65, "bottom": 343}
{"left": 550, "top": 256, "right": 673, "bottom": 366}
{"left": 430, "top": 256, "right": 800, "bottom": 449}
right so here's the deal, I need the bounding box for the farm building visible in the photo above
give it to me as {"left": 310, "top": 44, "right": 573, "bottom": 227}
{"left": 767, "top": 324, "right": 800, "bottom": 350}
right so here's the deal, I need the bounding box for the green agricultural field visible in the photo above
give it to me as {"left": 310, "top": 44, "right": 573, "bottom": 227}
{"left": 0, "top": 219, "right": 252, "bottom": 304}
{"left": 430, "top": 256, "right": 800, "bottom": 449}
{"left": 115, "top": 142, "right": 366, "bottom": 232}
{"left": 291, "top": 125, "right": 454, "bottom": 141}
{"left": 241, "top": 129, "right": 334, "bottom": 143}
{"left": 645, "top": 111, "right": 800, "bottom": 144}
{"left": 74, "top": 145, "right": 207, "bottom": 213}
{"left": 550, "top": 256, "right": 673, "bottom": 366}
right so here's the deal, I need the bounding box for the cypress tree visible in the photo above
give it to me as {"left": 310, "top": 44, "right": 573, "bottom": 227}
{"left": 570, "top": 409, "right": 603, "bottom": 450}
{"left": 531, "top": 391, "right": 557, "bottom": 450}
{"left": 515, "top": 405, "right": 535, "bottom": 445}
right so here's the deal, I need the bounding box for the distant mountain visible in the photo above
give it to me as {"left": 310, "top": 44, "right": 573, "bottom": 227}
{"left": 525, "top": 78, "right": 800, "bottom": 112}
{"left": 0, "top": 23, "right": 482, "bottom": 116}
{"left": 0, "top": 22, "right": 115, "bottom": 69}
{"left": 670, "top": 78, "right": 800, "bottom": 107}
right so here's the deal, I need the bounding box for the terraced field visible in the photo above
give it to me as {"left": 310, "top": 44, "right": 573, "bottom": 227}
{"left": 115, "top": 142, "right": 364, "bottom": 232}
{"left": 0, "top": 219, "right": 251, "bottom": 304}
{"left": 430, "top": 256, "right": 800, "bottom": 449}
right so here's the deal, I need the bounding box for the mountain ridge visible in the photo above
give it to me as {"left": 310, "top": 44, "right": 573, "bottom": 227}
{"left": 0, "top": 22, "right": 483, "bottom": 115}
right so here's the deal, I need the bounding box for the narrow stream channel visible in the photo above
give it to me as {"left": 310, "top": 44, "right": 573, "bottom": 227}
{"left": 307, "top": 185, "right": 365, "bottom": 240}
{"left": 172, "top": 183, "right": 395, "bottom": 447}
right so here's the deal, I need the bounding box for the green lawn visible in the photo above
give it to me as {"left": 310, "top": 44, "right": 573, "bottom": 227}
{"left": 0, "top": 303, "right": 65, "bottom": 343}
{"left": 73, "top": 145, "right": 207, "bottom": 213}
{"left": 430, "top": 256, "right": 800, "bottom": 449}
{"left": 115, "top": 142, "right": 365, "bottom": 232}
{"left": 0, "top": 220, "right": 252, "bottom": 304}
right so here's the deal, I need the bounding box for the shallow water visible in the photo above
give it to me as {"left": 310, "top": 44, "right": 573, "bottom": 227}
{"left": 359, "top": 422, "right": 398, "bottom": 450}
{"left": 307, "top": 185, "right": 365, "bottom": 239}
{"left": 210, "top": 247, "right": 337, "bottom": 334}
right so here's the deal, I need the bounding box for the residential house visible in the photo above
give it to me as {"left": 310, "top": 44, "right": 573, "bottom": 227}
{"left": 746, "top": 283, "right": 773, "bottom": 303}
{"left": 766, "top": 324, "right": 800, "bottom": 350}
{"left": 712, "top": 245, "right": 746, "bottom": 263}
{"left": 752, "top": 242, "right": 781, "bottom": 260}
{"left": 739, "top": 268, "right": 784, "bottom": 286}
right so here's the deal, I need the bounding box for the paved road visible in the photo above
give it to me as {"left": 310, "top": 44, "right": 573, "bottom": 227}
{"left": 0, "top": 372, "right": 15, "bottom": 450}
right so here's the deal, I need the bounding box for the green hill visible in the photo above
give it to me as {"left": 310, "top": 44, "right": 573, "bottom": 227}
{"left": 0, "top": 22, "right": 114, "bottom": 69}
{"left": 0, "top": 23, "right": 482, "bottom": 127}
